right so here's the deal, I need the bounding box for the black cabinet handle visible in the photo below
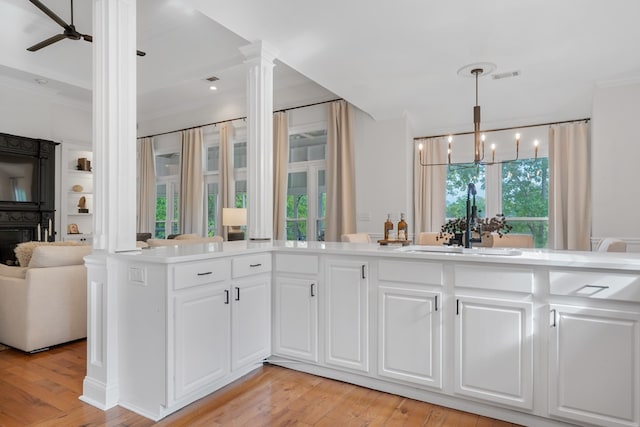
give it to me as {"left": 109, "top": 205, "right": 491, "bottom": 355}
{"left": 310, "top": 283, "right": 316, "bottom": 297}
{"left": 551, "top": 309, "right": 557, "bottom": 327}
{"left": 250, "top": 263, "right": 262, "bottom": 268}
{"left": 456, "top": 299, "right": 460, "bottom": 315}
{"left": 361, "top": 265, "right": 366, "bottom": 279}
{"left": 435, "top": 295, "right": 438, "bottom": 312}
{"left": 224, "top": 289, "right": 229, "bottom": 304}
{"left": 235, "top": 286, "right": 240, "bottom": 301}
{"left": 197, "top": 271, "right": 213, "bottom": 276}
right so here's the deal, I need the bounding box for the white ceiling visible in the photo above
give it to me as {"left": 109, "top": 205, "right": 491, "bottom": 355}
{"left": 2, "top": 0, "right": 640, "bottom": 137}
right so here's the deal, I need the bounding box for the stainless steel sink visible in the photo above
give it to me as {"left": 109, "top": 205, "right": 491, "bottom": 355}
{"left": 396, "top": 245, "right": 522, "bottom": 256}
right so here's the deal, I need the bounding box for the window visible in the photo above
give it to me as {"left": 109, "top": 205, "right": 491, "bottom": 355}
{"left": 155, "top": 152, "right": 180, "bottom": 238}
{"left": 286, "top": 128, "right": 327, "bottom": 241}
{"left": 501, "top": 159, "right": 549, "bottom": 247}
{"left": 444, "top": 130, "right": 548, "bottom": 247}
{"left": 446, "top": 165, "right": 486, "bottom": 219}
{"left": 234, "top": 142, "right": 247, "bottom": 208}
{"left": 204, "top": 143, "right": 220, "bottom": 236}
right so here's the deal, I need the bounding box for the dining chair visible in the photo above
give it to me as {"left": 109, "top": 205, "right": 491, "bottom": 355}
{"left": 341, "top": 233, "right": 372, "bottom": 243}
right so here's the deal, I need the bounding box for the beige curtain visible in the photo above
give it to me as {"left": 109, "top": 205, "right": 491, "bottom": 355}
{"left": 414, "top": 138, "right": 447, "bottom": 235}
{"left": 325, "top": 100, "right": 356, "bottom": 242}
{"left": 218, "top": 122, "right": 235, "bottom": 239}
{"left": 179, "top": 128, "right": 204, "bottom": 235}
{"left": 136, "top": 137, "right": 156, "bottom": 234}
{"left": 548, "top": 122, "right": 591, "bottom": 250}
{"left": 273, "top": 112, "right": 289, "bottom": 240}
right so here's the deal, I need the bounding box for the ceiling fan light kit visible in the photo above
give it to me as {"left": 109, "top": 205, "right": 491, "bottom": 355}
{"left": 27, "top": 0, "right": 146, "bottom": 57}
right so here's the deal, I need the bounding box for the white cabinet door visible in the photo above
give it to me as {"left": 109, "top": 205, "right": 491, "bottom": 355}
{"left": 173, "top": 283, "right": 230, "bottom": 402}
{"left": 274, "top": 277, "right": 318, "bottom": 362}
{"left": 324, "top": 259, "right": 369, "bottom": 372}
{"left": 231, "top": 275, "right": 271, "bottom": 371}
{"left": 549, "top": 305, "right": 640, "bottom": 427}
{"left": 454, "top": 295, "right": 533, "bottom": 409}
{"left": 378, "top": 286, "right": 442, "bottom": 388}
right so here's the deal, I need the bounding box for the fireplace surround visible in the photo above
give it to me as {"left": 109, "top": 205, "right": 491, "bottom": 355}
{"left": 0, "top": 133, "right": 57, "bottom": 265}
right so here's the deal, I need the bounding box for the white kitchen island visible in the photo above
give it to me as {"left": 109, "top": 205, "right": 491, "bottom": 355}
{"left": 107, "top": 241, "right": 640, "bottom": 427}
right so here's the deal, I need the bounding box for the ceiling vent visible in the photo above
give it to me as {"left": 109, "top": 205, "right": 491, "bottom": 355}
{"left": 205, "top": 76, "right": 220, "bottom": 82}
{"left": 492, "top": 70, "right": 520, "bottom": 80}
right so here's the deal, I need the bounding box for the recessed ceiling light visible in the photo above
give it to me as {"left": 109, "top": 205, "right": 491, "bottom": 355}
{"left": 209, "top": 85, "right": 217, "bottom": 91}
{"left": 35, "top": 78, "right": 48, "bottom": 85}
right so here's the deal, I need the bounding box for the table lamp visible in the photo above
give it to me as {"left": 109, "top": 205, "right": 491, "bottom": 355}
{"left": 222, "top": 208, "right": 247, "bottom": 241}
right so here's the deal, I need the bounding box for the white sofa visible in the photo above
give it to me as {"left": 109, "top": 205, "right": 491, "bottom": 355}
{"left": 0, "top": 243, "right": 92, "bottom": 352}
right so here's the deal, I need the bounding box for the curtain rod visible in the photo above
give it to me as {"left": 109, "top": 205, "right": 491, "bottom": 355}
{"left": 138, "top": 98, "right": 343, "bottom": 140}
{"left": 413, "top": 117, "right": 591, "bottom": 141}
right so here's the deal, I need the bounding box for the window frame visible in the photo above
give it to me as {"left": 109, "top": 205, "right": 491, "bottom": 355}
{"left": 285, "top": 123, "right": 327, "bottom": 241}
{"left": 153, "top": 146, "right": 181, "bottom": 238}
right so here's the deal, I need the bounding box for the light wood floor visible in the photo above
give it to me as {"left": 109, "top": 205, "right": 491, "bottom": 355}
{"left": 0, "top": 340, "right": 521, "bottom": 426}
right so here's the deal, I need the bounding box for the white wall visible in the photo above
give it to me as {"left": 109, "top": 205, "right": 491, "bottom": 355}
{"left": 0, "top": 79, "right": 91, "bottom": 144}
{"left": 591, "top": 81, "right": 640, "bottom": 251}
{"left": 352, "top": 109, "right": 412, "bottom": 239}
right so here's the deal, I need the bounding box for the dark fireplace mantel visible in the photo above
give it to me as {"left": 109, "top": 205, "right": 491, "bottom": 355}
{"left": 0, "top": 132, "right": 58, "bottom": 265}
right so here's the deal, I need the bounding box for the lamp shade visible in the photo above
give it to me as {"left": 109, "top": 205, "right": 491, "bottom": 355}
{"left": 222, "top": 208, "right": 247, "bottom": 226}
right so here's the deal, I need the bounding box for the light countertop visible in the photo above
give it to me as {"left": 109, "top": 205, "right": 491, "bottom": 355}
{"left": 112, "top": 240, "right": 640, "bottom": 272}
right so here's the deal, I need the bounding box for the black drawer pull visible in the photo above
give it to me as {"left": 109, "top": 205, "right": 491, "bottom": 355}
{"left": 235, "top": 286, "right": 240, "bottom": 301}
{"left": 310, "top": 283, "right": 316, "bottom": 297}
{"left": 197, "top": 271, "right": 213, "bottom": 276}
{"left": 224, "top": 289, "right": 230, "bottom": 304}
{"left": 250, "top": 263, "right": 262, "bottom": 267}
{"left": 435, "top": 295, "right": 438, "bottom": 312}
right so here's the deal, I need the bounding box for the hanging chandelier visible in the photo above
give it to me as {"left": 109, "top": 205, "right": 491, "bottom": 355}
{"left": 418, "top": 65, "right": 538, "bottom": 167}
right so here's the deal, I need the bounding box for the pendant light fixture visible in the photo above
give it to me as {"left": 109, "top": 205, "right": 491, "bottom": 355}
{"left": 418, "top": 64, "right": 538, "bottom": 167}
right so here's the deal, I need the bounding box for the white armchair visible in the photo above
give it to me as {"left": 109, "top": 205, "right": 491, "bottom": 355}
{"left": 0, "top": 244, "right": 92, "bottom": 352}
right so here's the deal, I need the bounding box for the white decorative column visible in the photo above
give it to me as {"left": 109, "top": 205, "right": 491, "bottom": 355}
{"left": 81, "top": 0, "right": 137, "bottom": 410}
{"left": 239, "top": 41, "right": 278, "bottom": 240}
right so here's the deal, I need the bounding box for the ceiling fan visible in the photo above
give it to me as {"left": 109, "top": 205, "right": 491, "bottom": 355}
{"left": 27, "top": 0, "right": 146, "bottom": 56}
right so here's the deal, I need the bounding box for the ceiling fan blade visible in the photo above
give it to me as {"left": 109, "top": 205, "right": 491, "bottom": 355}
{"left": 27, "top": 33, "right": 67, "bottom": 52}
{"left": 78, "top": 34, "right": 146, "bottom": 57}
{"left": 28, "top": 0, "right": 73, "bottom": 32}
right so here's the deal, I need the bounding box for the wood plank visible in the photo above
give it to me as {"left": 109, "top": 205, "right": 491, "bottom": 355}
{"left": 0, "top": 340, "right": 523, "bottom": 426}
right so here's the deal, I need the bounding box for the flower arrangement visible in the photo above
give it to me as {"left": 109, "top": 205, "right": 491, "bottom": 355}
{"left": 438, "top": 214, "right": 512, "bottom": 241}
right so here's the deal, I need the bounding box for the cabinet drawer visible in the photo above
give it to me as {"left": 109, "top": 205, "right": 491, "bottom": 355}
{"left": 378, "top": 260, "right": 443, "bottom": 285}
{"left": 275, "top": 253, "right": 318, "bottom": 275}
{"left": 233, "top": 253, "right": 272, "bottom": 278}
{"left": 173, "top": 259, "right": 231, "bottom": 290}
{"left": 455, "top": 264, "right": 533, "bottom": 293}
{"left": 550, "top": 270, "right": 640, "bottom": 302}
